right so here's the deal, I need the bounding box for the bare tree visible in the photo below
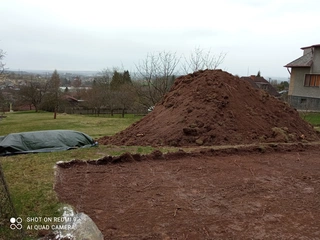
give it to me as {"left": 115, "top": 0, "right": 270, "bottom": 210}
{"left": 41, "top": 70, "right": 61, "bottom": 119}
{"left": 0, "top": 90, "right": 5, "bottom": 114}
{"left": 114, "top": 84, "right": 136, "bottom": 117}
{"left": 19, "top": 79, "right": 48, "bottom": 112}
{"left": 135, "top": 51, "right": 180, "bottom": 106}
{"left": 182, "top": 47, "right": 227, "bottom": 74}
{"left": 0, "top": 49, "right": 6, "bottom": 75}
{"left": 83, "top": 69, "right": 113, "bottom": 116}
{"left": 0, "top": 49, "right": 5, "bottom": 113}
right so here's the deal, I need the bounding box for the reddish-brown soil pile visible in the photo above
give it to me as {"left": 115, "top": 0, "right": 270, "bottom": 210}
{"left": 99, "top": 69, "right": 319, "bottom": 146}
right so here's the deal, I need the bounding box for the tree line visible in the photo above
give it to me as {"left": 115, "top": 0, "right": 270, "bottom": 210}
{"left": 0, "top": 48, "right": 227, "bottom": 118}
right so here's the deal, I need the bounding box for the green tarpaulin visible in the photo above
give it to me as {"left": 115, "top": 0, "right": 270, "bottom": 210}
{"left": 0, "top": 130, "right": 97, "bottom": 156}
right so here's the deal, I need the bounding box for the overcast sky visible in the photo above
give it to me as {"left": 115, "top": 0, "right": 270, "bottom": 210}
{"left": 1, "top": 0, "right": 320, "bottom": 78}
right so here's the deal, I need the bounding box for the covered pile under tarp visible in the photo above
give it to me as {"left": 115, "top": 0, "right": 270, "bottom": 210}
{"left": 0, "top": 130, "right": 97, "bottom": 156}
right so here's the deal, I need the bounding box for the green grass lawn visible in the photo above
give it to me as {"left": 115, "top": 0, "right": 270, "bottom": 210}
{"left": 0, "top": 111, "right": 141, "bottom": 139}
{"left": 301, "top": 112, "right": 320, "bottom": 126}
{"left": 0, "top": 111, "right": 151, "bottom": 239}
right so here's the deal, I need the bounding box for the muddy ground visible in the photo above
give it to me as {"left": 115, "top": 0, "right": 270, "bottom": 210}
{"left": 54, "top": 144, "right": 320, "bottom": 240}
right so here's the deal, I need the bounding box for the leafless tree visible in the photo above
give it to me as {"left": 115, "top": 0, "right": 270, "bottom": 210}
{"left": 0, "top": 49, "right": 6, "bottom": 75}
{"left": 182, "top": 47, "right": 227, "bottom": 74}
{"left": 0, "top": 90, "right": 5, "bottom": 113}
{"left": 82, "top": 69, "right": 116, "bottom": 116}
{"left": 135, "top": 51, "right": 180, "bottom": 106}
{"left": 0, "top": 49, "right": 9, "bottom": 112}
{"left": 19, "top": 79, "right": 48, "bottom": 112}
{"left": 40, "top": 70, "right": 61, "bottom": 118}
{"left": 114, "top": 84, "right": 136, "bottom": 117}
{"left": 82, "top": 85, "right": 104, "bottom": 116}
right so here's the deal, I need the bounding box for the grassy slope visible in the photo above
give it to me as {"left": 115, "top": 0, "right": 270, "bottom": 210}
{"left": 0, "top": 111, "right": 141, "bottom": 139}
{"left": 301, "top": 112, "right": 320, "bottom": 126}
{"left": 0, "top": 112, "right": 147, "bottom": 239}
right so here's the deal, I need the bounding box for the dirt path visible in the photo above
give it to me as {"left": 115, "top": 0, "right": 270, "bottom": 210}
{"left": 54, "top": 147, "right": 320, "bottom": 239}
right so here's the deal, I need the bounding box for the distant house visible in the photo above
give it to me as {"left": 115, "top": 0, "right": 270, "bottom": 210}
{"left": 240, "top": 75, "right": 280, "bottom": 97}
{"left": 61, "top": 95, "right": 84, "bottom": 114}
{"left": 284, "top": 44, "right": 320, "bottom": 110}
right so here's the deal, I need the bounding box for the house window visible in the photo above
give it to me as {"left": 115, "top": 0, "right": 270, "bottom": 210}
{"left": 300, "top": 98, "right": 306, "bottom": 104}
{"left": 304, "top": 74, "right": 320, "bottom": 87}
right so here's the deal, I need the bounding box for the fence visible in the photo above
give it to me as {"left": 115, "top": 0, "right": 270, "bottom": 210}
{"left": 0, "top": 162, "right": 24, "bottom": 239}
{"left": 63, "top": 107, "right": 148, "bottom": 116}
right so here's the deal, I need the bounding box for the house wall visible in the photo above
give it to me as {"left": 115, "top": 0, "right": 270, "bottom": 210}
{"left": 287, "top": 46, "right": 320, "bottom": 110}
{"left": 289, "top": 48, "right": 320, "bottom": 98}
{"left": 288, "top": 67, "right": 320, "bottom": 110}
{"left": 288, "top": 68, "right": 311, "bottom": 96}
{"left": 288, "top": 95, "right": 320, "bottom": 111}
{"left": 311, "top": 47, "right": 320, "bottom": 73}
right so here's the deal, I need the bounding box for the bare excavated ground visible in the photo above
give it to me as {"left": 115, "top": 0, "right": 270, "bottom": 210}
{"left": 55, "top": 144, "right": 320, "bottom": 240}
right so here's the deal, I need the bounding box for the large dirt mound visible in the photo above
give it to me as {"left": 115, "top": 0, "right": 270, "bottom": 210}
{"left": 99, "top": 69, "right": 319, "bottom": 146}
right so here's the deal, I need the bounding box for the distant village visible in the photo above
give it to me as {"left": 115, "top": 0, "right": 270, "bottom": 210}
{"left": 0, "top": 70, "right": 96, "bottom": 90}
